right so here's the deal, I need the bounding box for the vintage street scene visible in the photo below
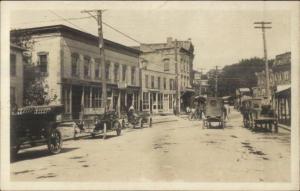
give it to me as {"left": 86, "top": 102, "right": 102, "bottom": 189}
{"left": 3, "top": 1, "right": 296, "bottom": 188}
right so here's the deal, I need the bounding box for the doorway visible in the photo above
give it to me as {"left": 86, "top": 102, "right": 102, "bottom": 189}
{"left": 72, "top": 85, "right": 82, "bottom": 119}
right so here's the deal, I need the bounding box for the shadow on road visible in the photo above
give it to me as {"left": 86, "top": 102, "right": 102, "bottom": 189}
{"left": 85, "top": 134, "right": 118, "bottom": 140}
{"left": 11, "top": 147, "right": 79, "bottom": 163}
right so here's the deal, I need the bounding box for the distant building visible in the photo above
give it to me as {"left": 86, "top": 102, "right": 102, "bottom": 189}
{"left": 254, "top": 52, "right": 291, "bottom": 126}
{"left": 11, "top": 25, "right": 141, "bottom": 120}
{"left": 192, "top": 70, "right": 208, "bottom": 96}
{"left": 10, "top": 44, "right": 26, "bottom": 108}
{"left": 135, "top": 37, "right": 195, "bottom": 114}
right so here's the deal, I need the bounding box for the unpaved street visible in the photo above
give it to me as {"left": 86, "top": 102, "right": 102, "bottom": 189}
{"left": 11, "top": 110, "right": 290, "bottom": 182}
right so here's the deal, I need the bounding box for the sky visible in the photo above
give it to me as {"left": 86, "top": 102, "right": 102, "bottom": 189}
{"left": 8, "top": 1, "right": 293, "bottom": 72}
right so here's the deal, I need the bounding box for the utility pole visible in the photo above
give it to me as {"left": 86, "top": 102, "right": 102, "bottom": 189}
{"left": 175, "top": 39, "right": 180, "bottom": 115}
{"left": 215, "top": 66, "right": 218, "bottom": 97}
{"left": 82, "top": 10, "right": 107, "bottom": 111}
{"left": 254, "top": 21, "right": 272, "bottom": 102}
{"left": 198, "top": 68, "right": 205, "bottom": 96}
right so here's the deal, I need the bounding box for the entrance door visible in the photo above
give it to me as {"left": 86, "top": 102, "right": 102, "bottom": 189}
{"left": 127, "top": 94, "right": 133, "bottom": 108}
{"left": 72, "top": 85, "right": 82, "bottom": 119}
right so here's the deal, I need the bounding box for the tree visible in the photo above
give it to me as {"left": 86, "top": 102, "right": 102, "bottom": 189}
{"left": 207, "top": 57, "right": 274, "bottom": 97}
{"left": 11, "top": 30, "right": 54, "bottom": 106}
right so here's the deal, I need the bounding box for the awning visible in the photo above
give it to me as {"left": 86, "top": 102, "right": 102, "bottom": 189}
{"left": 276, "top": 84, "right": 290, "bottom": 94}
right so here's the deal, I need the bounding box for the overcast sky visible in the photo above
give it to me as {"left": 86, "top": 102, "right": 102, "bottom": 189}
{"left": 8, "top": 1, "right": 292, "bottom": 72}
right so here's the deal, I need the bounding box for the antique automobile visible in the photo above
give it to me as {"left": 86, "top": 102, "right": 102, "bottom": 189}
{"left": 203, "top": 97, "right": 225, "bottom": 129}
{"left": 126, "top": 110, "right": 152, "bottom": 128}
{"left": 91, "top": 110, "right": 122, "bottom": 139}
{"left": 10, "top": 104, "right": 64, "bottom": 158}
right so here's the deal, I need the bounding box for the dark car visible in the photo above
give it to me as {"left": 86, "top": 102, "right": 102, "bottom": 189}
{"left": 10, "top": 105, "right": 64, "bottom": 159}
{"left": 91, "top": 111, "right": 122, "bottom": 139}
{"left": 127, "top": 110, "right": 152, "bottom": 128}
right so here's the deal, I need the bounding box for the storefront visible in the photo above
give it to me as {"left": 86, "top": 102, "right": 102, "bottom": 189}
{"left": 274, "top": 85, "right": 291, "bottom": 126}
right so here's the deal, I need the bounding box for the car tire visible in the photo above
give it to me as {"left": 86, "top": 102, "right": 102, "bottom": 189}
{"left": 47, "top": 128, "right": 63, "bottom": 154}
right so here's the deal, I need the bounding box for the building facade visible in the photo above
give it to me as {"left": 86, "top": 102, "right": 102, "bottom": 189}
{"left": 11, "top": 25, "right": 141, "bottom": 120}
{"left": 254, "top": 52, "right": 291, "bottom": 126}
{"left": 10, "top": 44, "right": 25, "bottom": 108}
{"left": 136, "top": 37, "right": 194, "bottom": 114}
{"left": 192, "top": 70, "right": 209, "bottom": 97}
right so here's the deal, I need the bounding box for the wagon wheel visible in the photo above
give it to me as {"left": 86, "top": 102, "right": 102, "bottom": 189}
{"left": 149, "top": 118, "right": 152, "bottom": 127}
{"left": 102, "top": 123, "right": 107, "bottom": 140}
{"left": 114, "top": 121, "right": 122, "bottom": 136}
{"left": 47, "top": 128, "right": 63, "bottom": 154}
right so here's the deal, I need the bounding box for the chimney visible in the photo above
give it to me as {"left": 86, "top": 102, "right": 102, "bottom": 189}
{"left": 167, "top": 37, "right": 173, "bottom": 47}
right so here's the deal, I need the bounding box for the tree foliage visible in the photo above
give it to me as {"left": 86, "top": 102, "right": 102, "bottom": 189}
{"left": 207, "top": 57, "right": 274, "bottom": 97}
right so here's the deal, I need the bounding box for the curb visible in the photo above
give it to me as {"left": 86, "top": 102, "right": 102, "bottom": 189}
{"left": 278, "top": 124, "right": 291, "bottom": 132}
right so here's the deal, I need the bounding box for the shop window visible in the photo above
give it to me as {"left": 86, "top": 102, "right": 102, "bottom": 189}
{"left": 169, "top": 94, "right": 173, "bottom": 109}
{"left": 143, "top": 92, "right": 149, "bottom": 110}
{"left": 71, "top": 53, "right": 79, "bottom": 77}
{"left": 37, "top": 52, "right": 48, "bottom": 74}
{"left": 84, "top": 56, "right": 91, "bottom": 78}
{"left": 10, "top": 54, "right": 16, "bottom": 76}
{"left": 84, "top": 88, "right": 91, "bottom": 108}
{"left": 158, "top": 93, "right": 163, "bottom": 110}
{"left": 95, "top": 58, "right": 101, "bottom": 79}
{"left": 92, "top": 88, "right": 101, "bottom": 108}
{"left": 63, "top": 86, "right": 71, "bottom": 113}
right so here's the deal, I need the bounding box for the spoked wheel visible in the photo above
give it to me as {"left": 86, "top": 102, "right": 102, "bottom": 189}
{"left": 114, "top": 121, "right": 122, "bottom": 136}
{"left": 47, "top": 128, "right": 63, "bottom": 154}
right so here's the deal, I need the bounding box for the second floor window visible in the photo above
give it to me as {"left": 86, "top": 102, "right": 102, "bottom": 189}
{"left": 38, "top": 52, "right": 48, "bottom": 73}
{"left": 163, "top": 58, "right": 170, "bottom": 71}
{"left": 131, "top": 67, "right": 136, "bottom": 85}
{"left": 157, "top": 77, "right": 161, "bottom": 89}
{"left": 114, "top": 63, "right": 119, "bottom": 82}
{"left": 145, "top": 75, "right": 149, "bottom": 88}
{"left": 10, "top": 54, "right": 16, "bottom": 76}
{"left": 122, "top": 65, "right": 127, "bottom": 82}
{"left": 151, "top": 76, "right": 154, "bottom": 89}
{"left": 71, "top": 53, "right": 79, "bottom": 77}
{"left": 105, "top": 61, "right": 110, "bottom": 80}
{"left": 84, "top": 56, "right": 91, "bottom": 78}
{"left": 95, "top": 58, "right": 101, "bottom": 79}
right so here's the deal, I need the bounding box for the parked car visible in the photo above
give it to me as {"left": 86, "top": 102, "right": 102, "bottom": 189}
{"left": 203, "top": 97, "right": 225, "bottom": 129}
{"left": 91, "top": 110, "right": 122, "bottom": 139}
{"left": 10, "top": 105, "right": 64, "bottom": 158}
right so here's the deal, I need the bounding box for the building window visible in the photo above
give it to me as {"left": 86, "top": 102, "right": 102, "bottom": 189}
{"left": 63, "top": 86, "right": 71, "bottom": 113}
{"left": 143, "top": 92, "right": 149, "bottom": 110}
{"left": 151, "top": 76, "right": 154, "bottom": 89}
{"left": 71, "top": 53, "right": 79, "bottom": 77}
{"left": 84, "top": 87, "right": 91, "bottom": 107}
{"left": 84, "top": 56, "right": 91, "bottom": 78}
{"left": 122, "top": 65, "right": 127, "bottom": 82}
{"left": 94, "top": 58, "right": 101, "bottom": 79}
{"left": 105, "top": 61, "right": 110, "bottom": 80}
{"left": 170, "top": 79, "right": 173, "bottom": 90}
{"left": 158, "top": 77, "right": 161, "bottom": 89}
{"left": 38, "top": 52, "right": 48, "bottom": 73}
{"left": 158, "top": 93, "right": 163, "bottom": 110}
{"left": 164, "top": 78, "right": 167, "bottom": 90}
{"left": 114, "top": 63, "right": 119, "bottom": 82}
{"left": 92, "top": 88, "right": 101, "bottom": 108}
{"left": 169, "top": 94, "right": 173, "bottom": 109}
{"left": 145, "top": 75, "right": 149, "bottom": 88}
{"left": 10, "top": 54, "right": 16, "bottom": 76}
{"left": 163, "top": 58, "right": 170, "bottom": 71}
{"left": 131, "top": 66, "right": 136, "bottom": 85}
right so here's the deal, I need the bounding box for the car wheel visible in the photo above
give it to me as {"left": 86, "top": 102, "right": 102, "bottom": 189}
{"left": 47, "top": 128, "right": 63, "bottom": 154}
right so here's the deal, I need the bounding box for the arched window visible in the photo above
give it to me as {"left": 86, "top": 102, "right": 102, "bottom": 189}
{"left": 163, "top": 58, "right": 170, "bottom": 71}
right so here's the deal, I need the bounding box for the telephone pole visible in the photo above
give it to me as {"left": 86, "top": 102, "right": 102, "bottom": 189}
{"left": 82, "top": 10, "right": 107, "bottom": 111}
{"left": 198, "top": 68, "right": 205, "bottom": 96}
{"left": 254, "top": 21, "right": 272, "bottom": 102}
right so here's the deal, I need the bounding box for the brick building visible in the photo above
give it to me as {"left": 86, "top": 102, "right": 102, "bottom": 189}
{"left": 11, "top": 25, "right": 141, "bottom": 120}
{"left": 135, "top": 37, "right": 194, "bottom": 114}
